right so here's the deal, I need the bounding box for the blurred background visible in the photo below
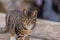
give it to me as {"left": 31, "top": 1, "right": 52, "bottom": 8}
{"left": 0, "top": 0, "right": 60, "bottom": 22}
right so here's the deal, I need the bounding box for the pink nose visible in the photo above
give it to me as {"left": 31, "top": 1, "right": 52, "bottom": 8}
{"left": 35, "top": 0, "right": 42, "bottom": 6}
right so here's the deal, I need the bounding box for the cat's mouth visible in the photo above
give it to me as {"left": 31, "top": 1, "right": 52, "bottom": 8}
{"left": 25, "top": 24, "right": 34, "bottom": 30}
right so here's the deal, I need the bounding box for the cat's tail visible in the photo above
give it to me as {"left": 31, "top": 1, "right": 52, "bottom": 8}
{"left": 0, "top": 27, "right": 8, "bottom": 34}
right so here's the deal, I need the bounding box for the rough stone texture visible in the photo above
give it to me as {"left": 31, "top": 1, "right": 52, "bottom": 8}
{"left": 0, "top": 13, "right": 5, "bottom": 28}
{"left": 0, "top": 33, "right": 10, "bottom": 40}
{"left": 29, "top": 19, "right": 60, "bottom": 40}
{"left": 0, "top": 13, "right": 60, "bottom": 40}
{"left": 0, "top": 13, "right": 10, "bottom": 40}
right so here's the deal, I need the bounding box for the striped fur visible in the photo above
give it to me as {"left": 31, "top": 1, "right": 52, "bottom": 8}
{"left": 5, "top": 9, "right": 37, "bottom": 40}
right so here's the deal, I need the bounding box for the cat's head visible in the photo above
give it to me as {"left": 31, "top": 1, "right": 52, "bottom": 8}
{"left": 22, "top": 8, "right": 37, "bottom": 30}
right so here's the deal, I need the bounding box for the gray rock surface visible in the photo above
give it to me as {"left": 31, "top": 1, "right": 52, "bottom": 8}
{"left": 0, "top": 33, "right": 10, "bottom": 40}
{"left": 0, "top": 13, "right": 60, "bottom": 40}
{"left": 29, "top": 19, "right": 60, "bottom": 40}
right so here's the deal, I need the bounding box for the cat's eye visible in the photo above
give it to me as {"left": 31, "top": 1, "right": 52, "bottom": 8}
{"left": 32, "top": 10, "right": 37, "bottom": 16}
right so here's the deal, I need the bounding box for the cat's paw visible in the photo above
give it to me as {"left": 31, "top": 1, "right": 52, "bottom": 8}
{"left": 10, "top": 36, "right": 16, "bottom": 40}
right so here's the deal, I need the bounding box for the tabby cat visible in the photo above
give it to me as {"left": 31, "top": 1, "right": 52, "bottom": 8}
{"left": 5, "top": 8, "right": 37, "bottom": 40}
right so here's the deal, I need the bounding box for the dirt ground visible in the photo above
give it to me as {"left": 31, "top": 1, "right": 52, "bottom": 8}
{"left": 0, "top": 13, "right": 60, "bottom": 40}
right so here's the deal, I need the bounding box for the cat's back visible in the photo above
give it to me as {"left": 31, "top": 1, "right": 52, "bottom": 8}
{"left": 7, "top": 10, "right": 23, "bottom": 16}
{"left": 6, "top": 9, "right": 23, "bottom": 21}
{"left": 6, "top": 9, "right": 23, "bottom": 25}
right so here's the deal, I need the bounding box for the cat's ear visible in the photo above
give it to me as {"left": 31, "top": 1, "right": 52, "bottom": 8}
{"left": 23, "top": 8, "right": 28, "bottom": 15}
{"left": 23, "top": 8, "right": 26, "bottom": 13}
{"left": 32, "top": 10, "right": 37, "bottom": 16}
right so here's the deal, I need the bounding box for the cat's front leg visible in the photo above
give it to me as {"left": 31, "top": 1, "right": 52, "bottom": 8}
{"left": 10, "top": 36, "right": 16, "bottom": 40}
{"left": 10, "top": 32, "right": 16, "bottom": 40}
